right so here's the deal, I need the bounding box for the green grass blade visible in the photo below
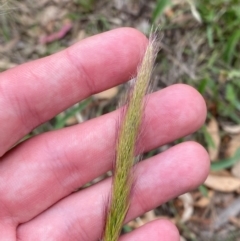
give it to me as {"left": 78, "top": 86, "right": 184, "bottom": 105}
{"left": 225, "top": 83, "right": 240, "bottom": 110}
{"left": 223, "top": 29, "right": 240, "bottom": 65}
{"left": 54, "top": 98, "right": 91, "bottom": 129}
{"left": 202, "top": 125, "right": 215, "bottom": 148}
{"left": 210, "top": 148, "right": 240, "bottom": 171}
{"left": 206, "top": 25, "right": 214, "bottom": 48}
{"left": 152, "top": 0, "right": 171, "bottom": 24}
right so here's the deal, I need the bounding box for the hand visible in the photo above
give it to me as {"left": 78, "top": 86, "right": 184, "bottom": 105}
{"left": 0, "top": 28, "right": 209, "bottom": 241}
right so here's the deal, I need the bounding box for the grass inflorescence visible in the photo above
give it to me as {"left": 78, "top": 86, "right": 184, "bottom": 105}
{"left": 102, "top": 31, "right": 159, "bottom": 241}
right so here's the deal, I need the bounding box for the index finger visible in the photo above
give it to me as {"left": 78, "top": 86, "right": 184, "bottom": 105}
{"left": 0, "top": 28, "right": 147, "bottom": 156}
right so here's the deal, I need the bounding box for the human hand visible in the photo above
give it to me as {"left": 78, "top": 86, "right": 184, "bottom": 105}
{"left": 0, "top": 28, "right": 209, "bottom": 241}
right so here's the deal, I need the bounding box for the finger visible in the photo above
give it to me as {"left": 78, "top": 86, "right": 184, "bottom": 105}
{"left": 16, "top": 142, "right": 209, "bottom": 241}
{"left": 0, "top": 222, "right": 16, "bottom": 241}
{"left": 0, "top": 28, "right": 147, "bottom": 156}
{"left": 120, "top": 219, "right": 179, "bottom": 241}
{"left": 0, "top": 84, "right": 206, "bottom": 225}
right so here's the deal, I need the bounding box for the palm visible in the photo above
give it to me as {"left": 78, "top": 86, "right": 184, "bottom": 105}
{"left": 0, "top": 28, "right": 209, "bottom": 241}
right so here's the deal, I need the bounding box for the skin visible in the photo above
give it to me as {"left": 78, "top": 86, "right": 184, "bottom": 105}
{"left": 0, "top": 28, "right": 209, "bottom": 241}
